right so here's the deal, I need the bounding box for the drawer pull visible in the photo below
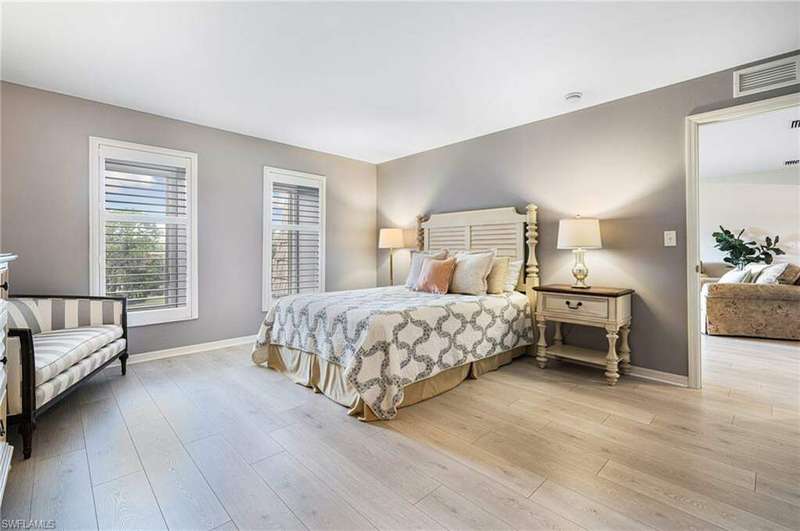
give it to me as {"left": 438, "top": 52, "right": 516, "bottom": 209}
{"left": 0, "top": 282, "right": 7, "bottom": 292}
{"left": 565, "top": 301, "right": 583, "bottom": 310}
{"left": 0, "top": 420, "right": 5, "bottom": 437}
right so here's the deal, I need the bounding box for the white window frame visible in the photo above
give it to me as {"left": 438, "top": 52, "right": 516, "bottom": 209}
{"left": 262, "top": 166, "right": 326, "bottom": 311}
{"left": 89, "top": 137, "right": 199, "bottom": 327}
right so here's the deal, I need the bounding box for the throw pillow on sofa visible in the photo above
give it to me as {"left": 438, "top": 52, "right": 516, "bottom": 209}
{"left": 777, "top": 263, "right": 800, "bottom": 285}
{"left": 718, "top": 268, "right": 751, "bottom": 284}
{"left": 755, "top": 263, "right": 788, "bottom": 285}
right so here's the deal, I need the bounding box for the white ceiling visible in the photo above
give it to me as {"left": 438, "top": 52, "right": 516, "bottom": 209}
{"left": 700, "top": 105, "right": 800, "bottom": 181}
{"left": 3, "top": 2, "right": 799, "bottom": 163}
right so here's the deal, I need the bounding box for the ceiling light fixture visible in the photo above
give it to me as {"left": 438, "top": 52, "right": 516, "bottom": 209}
{"left": 565, "top": 91, "right": 583, "bottom": 103}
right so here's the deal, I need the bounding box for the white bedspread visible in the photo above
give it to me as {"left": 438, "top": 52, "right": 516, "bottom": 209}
{"left": 252, "top": 286, "right": 533, "bottom": 419}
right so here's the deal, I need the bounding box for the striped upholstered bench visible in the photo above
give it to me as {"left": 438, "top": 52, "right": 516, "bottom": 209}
{"left": 5, "top": 295, "right": 127, "bottom": 458}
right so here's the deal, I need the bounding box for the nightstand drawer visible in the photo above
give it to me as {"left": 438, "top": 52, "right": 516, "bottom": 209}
{"left": 542, "top": 293, "right": 609, "bottom": 319}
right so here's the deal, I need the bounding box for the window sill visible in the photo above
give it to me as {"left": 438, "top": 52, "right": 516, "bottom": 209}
{"left": 128, "top": 308, "right": 199, "bottom": 328}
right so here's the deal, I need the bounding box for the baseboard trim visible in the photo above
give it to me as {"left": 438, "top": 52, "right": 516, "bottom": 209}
{"left": 628, "top": 365, "right": 688, "bottom": 387}
{"left": 118, "top": 338, "right": 689, "bottom": 388}
{"left": 125, "top": 335, "right": 256, "bottom": 366}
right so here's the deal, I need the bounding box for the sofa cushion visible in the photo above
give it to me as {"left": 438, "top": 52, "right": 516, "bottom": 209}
{"left": 33, "top": 325, "right": 123, "bottom": 386}
{"left": 36, "top": 339, "right": 126, "bottom": 408}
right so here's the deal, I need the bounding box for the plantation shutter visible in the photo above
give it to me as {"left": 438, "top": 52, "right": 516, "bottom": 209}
{"left": 264, "top": 168, "right": 325, "bottom": 309}
{"left": 92, "top": 139, "right": 198, "bottom": 326}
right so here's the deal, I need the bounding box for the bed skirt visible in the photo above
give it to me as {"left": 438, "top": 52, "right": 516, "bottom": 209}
{"left": 261, "top": 344, "right": 528, "bottom": 421}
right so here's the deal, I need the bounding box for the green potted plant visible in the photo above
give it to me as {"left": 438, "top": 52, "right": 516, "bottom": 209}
{"left": 712, "top": 226, "right": 785, "bottom": 269}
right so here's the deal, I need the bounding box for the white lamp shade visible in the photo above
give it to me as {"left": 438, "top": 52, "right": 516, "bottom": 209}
{"left": 557, "top": 218, "right": 602, "bottom": 249}
{"left": 378, "top": 228, "right": 405, "bottom": 249}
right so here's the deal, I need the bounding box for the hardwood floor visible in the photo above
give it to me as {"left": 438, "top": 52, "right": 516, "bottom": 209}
{"left": 2, "top": 335, "right": 798, "bottom": 530}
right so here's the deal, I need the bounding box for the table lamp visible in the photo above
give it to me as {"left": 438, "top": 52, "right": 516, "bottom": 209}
{"left": 557, "top": 216, "right": 602, "bottom": 288}
{"left": 379, "top": 228, "right": 405, "bottom": 285}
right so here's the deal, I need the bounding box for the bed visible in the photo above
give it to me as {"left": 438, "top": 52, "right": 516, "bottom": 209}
{"left": 252, "top": 204, "right": 540, "bottom": 420}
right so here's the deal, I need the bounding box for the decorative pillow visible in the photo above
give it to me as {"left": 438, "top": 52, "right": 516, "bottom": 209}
{"left": 405, "top": 249, "right": 447, "bottom": 288}
{"left": 455, "top": 248, "right": 497, "bottom": 255}
{"left": 450, "top": 251, "right": 496, "bottom": 295}
{"left": 414, "top": 257, "right": 456, "bottom": 294}
{"left": 718, "top": 268, "right": 751, "bottom": 284}
{"left": 503, "top": 259, "right": 524, "bottom": 292}
{"left": 7, "top": 298, "right": 45, "bottom": 334}
{"left": 754, "top": 263, "right": 788, "bottom": 285}
{"left": 745, "top": 263, "right": 770, "bottom": 282}
{"left": 486, "top": 257, "right": 510, "bottom": 294}
{"left": 777, "top": 263, "right": 800, "bottom": 285}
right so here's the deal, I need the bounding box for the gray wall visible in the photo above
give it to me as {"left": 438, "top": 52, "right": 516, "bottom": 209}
{"left": 1, "top": 82, "right": 377, "bottom": 354}
{"left": 377, "top": 54, "right": 799, "bottom": 376}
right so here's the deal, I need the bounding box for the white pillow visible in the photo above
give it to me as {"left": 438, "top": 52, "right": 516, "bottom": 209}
{"left": 455, "top": 248, "right": 497, "bottom": 255}
{"left": 718, "top": 268, "right": 751, "bottom": 284}
{"left": 745, "top": 263, "right": 770, "bottom": 282}
{"left": 450, "top": 251, "right": 496, "bottom": 295}
{"left": 754, "top": 263, "right": 788, "bottom": 285}
{"left": 504, "top": 259, "right": 524, "bottom": 292}
{"left": 405, "top": 249, "right": 447, "bottom": 288}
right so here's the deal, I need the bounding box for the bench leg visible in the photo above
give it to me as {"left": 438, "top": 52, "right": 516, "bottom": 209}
{"left": 120, "top": 352, "right": 129, "bottom": 376}
{"left": 20, "top": 419, "right": 35, "bottom": 460}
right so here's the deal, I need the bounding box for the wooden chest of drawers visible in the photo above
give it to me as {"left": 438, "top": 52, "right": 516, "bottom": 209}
{"left": 0, "top": 254, "right": 16, "bottom": 507}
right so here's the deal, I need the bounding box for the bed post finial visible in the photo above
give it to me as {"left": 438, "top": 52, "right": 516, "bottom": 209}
{"left": 525, "top": 204, "right": 540, "bottom": 289}
{"left": 415, "top": 214, "right": 426, "bottom": 251}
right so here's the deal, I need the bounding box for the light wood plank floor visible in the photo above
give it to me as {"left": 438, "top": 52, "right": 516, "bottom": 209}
{"left": 2, "top": 335, "right": 798, "bottom": 530}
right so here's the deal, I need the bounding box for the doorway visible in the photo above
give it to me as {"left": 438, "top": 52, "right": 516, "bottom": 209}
{"left": 685, "top": 93, "right": 800, "bottom": 390}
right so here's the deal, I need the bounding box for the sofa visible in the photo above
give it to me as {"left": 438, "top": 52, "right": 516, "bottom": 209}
{"left": 702, "top": 263, "right": 800, "bottom": 341}
{"left": 6, "top": 295, "right": 127, "bottom": 458}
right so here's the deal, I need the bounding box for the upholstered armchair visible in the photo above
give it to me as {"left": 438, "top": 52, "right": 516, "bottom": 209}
{"left": 6, "top": 295, "right": 127, "bottom": 458}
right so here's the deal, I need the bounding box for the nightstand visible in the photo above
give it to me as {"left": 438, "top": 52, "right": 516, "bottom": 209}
{"left": 533, "top": 284, "right": 633, "bottom": 386}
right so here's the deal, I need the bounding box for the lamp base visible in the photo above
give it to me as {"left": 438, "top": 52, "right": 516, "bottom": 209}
{"left": 571, "top": 249, "right": 591, "bottom": 289}
{"left": 388, "top": 248, "right": 395, "bottom": 286}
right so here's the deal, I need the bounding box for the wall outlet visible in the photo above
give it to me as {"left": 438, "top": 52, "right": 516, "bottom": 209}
{"left": 664, "top": 230, "right": 677, "bottom": 247}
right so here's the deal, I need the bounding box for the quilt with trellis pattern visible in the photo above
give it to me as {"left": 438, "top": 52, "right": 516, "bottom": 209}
{"left": 252, "top": 286, "right": 533, "bottom": 419}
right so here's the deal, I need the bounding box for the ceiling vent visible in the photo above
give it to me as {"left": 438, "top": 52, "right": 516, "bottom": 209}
{"left": 792, "top": 120, "right": 800, "bottom": 129}
{"left": 786, "top": 159, "right": 799, "bottom": 166}
{"left": 733, "top": 55, "right": 799, "bottom": 98}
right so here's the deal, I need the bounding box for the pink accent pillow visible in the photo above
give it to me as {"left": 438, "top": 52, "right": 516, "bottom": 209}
{"left": 414, "top": 257, "right": 456, "bottom": 294}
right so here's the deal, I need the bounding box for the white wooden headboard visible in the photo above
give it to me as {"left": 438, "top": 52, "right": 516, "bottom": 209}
{"left": 415, "top": 204, "right": 540, "bottom": 295}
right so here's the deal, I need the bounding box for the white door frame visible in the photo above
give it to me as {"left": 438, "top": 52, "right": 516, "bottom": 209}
{"left": 684, "top": 92, "right": 800, "bottom": 389}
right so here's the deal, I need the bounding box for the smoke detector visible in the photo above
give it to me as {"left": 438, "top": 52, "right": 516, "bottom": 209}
{"left": 565, "top": 91, "right": 583, "bottom": 103}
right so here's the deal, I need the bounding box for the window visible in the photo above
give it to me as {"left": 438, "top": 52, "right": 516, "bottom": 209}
{"left": 263, "top": 167, "right": 325, "bottom": 310}
{"left": 89, "top": 137, "right": 198, "bottom": 326}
